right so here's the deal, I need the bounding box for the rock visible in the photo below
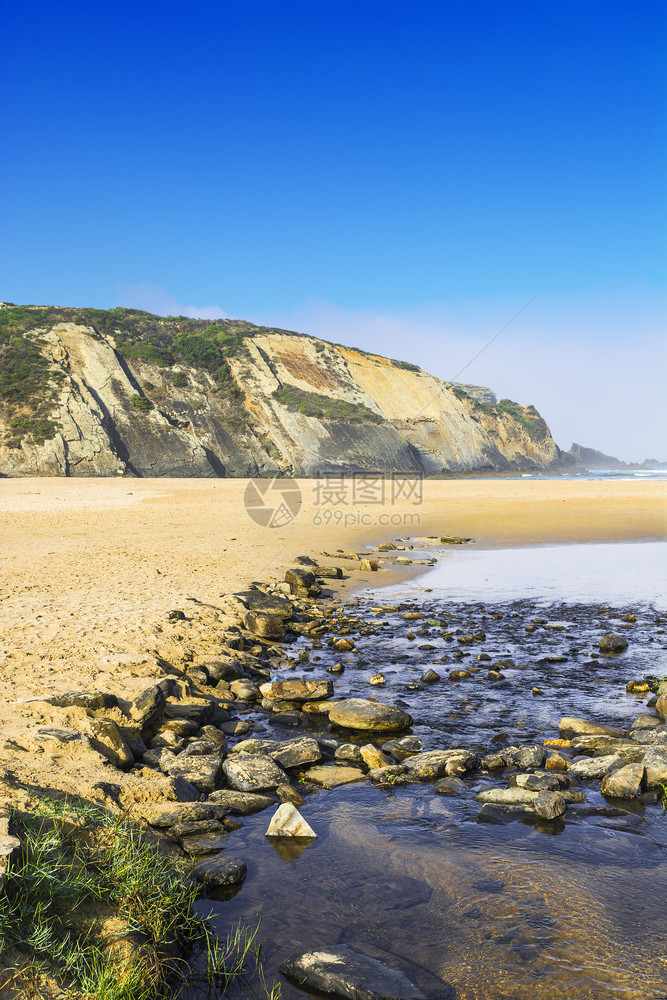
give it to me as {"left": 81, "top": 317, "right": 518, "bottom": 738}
{"left": 421, "top": 669, "right": 440, "bottom": 683}
{"left": 276, "top": 784, "right": 305, "bottom": 806}
{"left": 475, "top": 788, "right": 538, "bottom": 805}
{"left": 302, "top": 765, "right": 366, "bottom": 788}
{"left": 334, "top": 744, "right": 365, "bottom": 766}
{"left": 207, "top": 790, "right": 277, "bottom": 814}
{"left": 534, "top": 791, "right": 566, "bottom": 820}
{"left": 219, "top": 720, "right": 251, "bottom": 737}
{"left": 44, "top": 690, "right": 118, "bottom": 712}
{"left": 545, "top": 754, "right": 570, "bottom": 771}
{"left": 204, "top": 657, "right": 244, "bottom": 682}
{"left": 501, "top": 744, "right": 545, "bottom": 769}
{"left": 559, "top": 717, "right": 626, "bottom": 739}
{"left": 223, "top": 755, "right": 287, "bottom": 792}
{"left": 131, "top": 684, "right": 167, "bottom": 726}
{"left": 403, "top": 750, "right": 476, "bottom": 781}
{"left": 368, "top": 765, "right": 409, "bottom": 784}
{"left": 569, "top": 736, "right": 643, "bottom": 762}
{"left": 369, "top": 673, "right": 385, "bottom": 685}
{"left": 656, "top": 693, "right": 667, "bottom": 720}
{"left": 180, "top": 832, "right": 230, "bottom": 855}
{"left": 599, "top": 634, "right": 629, "bottom": 653}
{"left": 192, "top": 855, "right": 247, "bottom": 888}
{"left": 260, "top": 679, "right": 333, "bottom": 702}
{"left": 268, "top": 737, "right": 322, "bottom": 769}
{"left": 642, "top": 745, "right": 667, "bottom": 788}
{"left": 631, "top": 727, "right": 667, "bottom": 745}
{"left": 360, "top": 745, "right": 393, "bottom": 769}
{"left": 139, "top": 801, "right": 228, "bottom": 827}
{"left": 34, "top": 726, "right": 81, "bottom": 743}
{"left": 476, "top": 803, "right": 536, "bottom": 824}
{"left": 569, "top": 755, "right": 623, "bottom": 780}
{"left": 359, "top": 559, "right": 379, "bottom": 571}
{"left": 314, "top": 565, "right": 343, "bottom": 579}
{"left": 328, "top": 698, "right": 412, "bottom": 732}
{"left": 601, "top": 763, "right": 645, "bottom": 798}
{"left": 235, "top": 590, "right": 295, "bottom": 619}
{"left": 266, "top": 803, "right": 317, "bottom": 838}
{"left": 512, "top": 773, "right": 565, "bottom": 791}
{"left": 245, "top": 611, "right": 286, "bottom": 640}
{"left": 88, "top": 719, "right": 134, "bottom": 769}
{"left": 433, "top": 776, "right": 466, "bottom": 795}
{"left": 181, "top": 740, "right": 226, "bottom": 758}
{"left": 170, "top": 819, "right": 225, "bottom": 839}
{"left": 631, "top": 714, "right": 662, "bottom": 730}
{"left": 164, "top": 753, "right": 224, "bottom": 794}
{"left": 285, "top": 568, "right": 321, "bottom": 597}
{"left": 229, "top": 680, "right": 260, "bottom": 701}
{"left": 280, "top": 944, "right": 426, "bottom": 1000}
{"left": 382, "top": 736, "right": 423, "bottom": 761}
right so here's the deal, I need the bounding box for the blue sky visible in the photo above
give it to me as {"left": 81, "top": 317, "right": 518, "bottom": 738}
{"left": 1, "top": 1, "right": 665, "bottom": 459}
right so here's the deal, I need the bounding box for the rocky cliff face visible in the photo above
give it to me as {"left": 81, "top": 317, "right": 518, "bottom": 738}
{"left": 0, "top": 305, "right": 565, "bottom": 477}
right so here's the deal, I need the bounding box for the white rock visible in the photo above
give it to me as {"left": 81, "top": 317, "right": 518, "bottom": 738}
{"left": 265, "top": 803, "right": 317, "bottom": 839}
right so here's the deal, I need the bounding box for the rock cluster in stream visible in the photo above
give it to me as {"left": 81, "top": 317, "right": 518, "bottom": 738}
{"left": 9, "top": 556, "right": 667, "bottom": 998}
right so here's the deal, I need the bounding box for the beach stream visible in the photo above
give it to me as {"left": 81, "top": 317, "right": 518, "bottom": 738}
{"left": 196, "top": 541, "right": 667, "bottom": 1000}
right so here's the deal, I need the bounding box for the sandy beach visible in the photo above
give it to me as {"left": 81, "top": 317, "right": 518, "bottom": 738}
{"left": 1, "top": 477, "right": 664, "bottom": 698}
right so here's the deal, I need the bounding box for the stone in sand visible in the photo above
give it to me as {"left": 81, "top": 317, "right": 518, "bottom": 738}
{"left": 266, "top": 803, "right": 317, "bottom": 838}
{"left": 328, "top": 698, "right": 412, "bottom": 732}
{"left": 88, "top": 719, "right": 134, "bottom": 769}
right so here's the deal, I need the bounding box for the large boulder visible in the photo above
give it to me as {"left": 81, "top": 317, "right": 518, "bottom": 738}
{"left": 223, "top": 754, "right": 287, "bottom": 792}
{"left": 328, "top": 698, "right": 412, "bottom": 732}
{"left": 280, "top": 945, "right": 427, "bottom": 1000}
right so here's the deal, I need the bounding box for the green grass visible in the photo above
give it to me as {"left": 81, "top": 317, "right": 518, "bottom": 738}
{"left": 0, "top": 798, "right": 271, "bottom": 1000}
{"left": 273, "top": 385, "right": 384, "bottom": 423}
{"left": 128, "top": 395, "right": 153, "bottom": 413}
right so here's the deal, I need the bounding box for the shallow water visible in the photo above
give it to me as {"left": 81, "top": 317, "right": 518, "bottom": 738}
{"left": 197, "top": 542, "right": 667, "bottom": 1000}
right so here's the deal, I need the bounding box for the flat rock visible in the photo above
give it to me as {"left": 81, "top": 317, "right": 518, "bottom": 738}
{"left": 223, "top": 754, "right": 287, "bottom": 792}
{"left": 501, "top": 744, "right": 545, "bottom": 769}
{"left": 433, "top": 776, "right": 466, "bottom": 795}
{"left": 192, "top": 855, "right": 247, "bottom": 888}
{"left": 382, "top": 736, "right": 423, "bottom": 761}
{"left": 180, "top": 832, "right": 230, "bottom": 855}
{"left": 280, "top": 944, "right": 427, "bottom": 1000}
{"left": 303, "top": 765, "right": 365, "bottom": 788}
{"left": 266, "top": 803, "right": 317, "bottom": 838}
{"left": 208, "top": 790, "right": 277, "bottom": 814}
{"left": 601, "top": 762, "right": 645, "bottom": 799}
{"left": 559, "top": 717, "right": 626, "bottom": 739}
{"left": 569, "top": 755, "right": 623, "bottom": 780}
{"left": 328, "top": 698, "right": 412, "bottom": 732}
{"left": 475, "top": 787, "right": 538, "bottom": 805}
{"left": 44, "top": 690, "right": 118, "bottom": 712}
{"left": 260, "top": 679, "right": 333, "bottom": 702}
{"left": 164, "top": 753, "right": 224, "bottom": 794}
{"left": 477, "top": 803, "right": 536, "bottom": 824}
{"left": 268, "top": 737, "right": 322, "bottom": 769}
{"left": 139, "top": 801, "right": 228, "bottom": 827}
{"left": 512, "top": 773, "right": 566, "bottom": 792}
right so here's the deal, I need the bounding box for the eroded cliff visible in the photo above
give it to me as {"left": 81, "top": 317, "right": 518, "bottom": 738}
{"left": 0, "top": 305, "right": 564, "bottom": 477}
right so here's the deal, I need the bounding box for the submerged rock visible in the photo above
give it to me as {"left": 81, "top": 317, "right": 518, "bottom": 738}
{"left": 280, "top": 944, "right": 427, "bottom": 1000}
{"left": 192, "top": 855, "right": 247, "bottom": 888}
{"left": 599, "top": 633, "right": 629, "bottom": 653}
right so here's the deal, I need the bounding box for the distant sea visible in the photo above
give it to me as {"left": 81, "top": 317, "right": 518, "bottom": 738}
{"left": 515, "top": 468, "right": 667, "bottom": 481}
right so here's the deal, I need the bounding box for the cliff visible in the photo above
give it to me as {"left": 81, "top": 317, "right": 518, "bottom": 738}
{"left": 0, "top": 305, "right": 565, "bottom": 478}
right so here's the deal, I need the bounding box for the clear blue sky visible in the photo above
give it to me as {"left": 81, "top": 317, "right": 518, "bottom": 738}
{"left": 1, "top": 1, "right": 665, "bottom": 459}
